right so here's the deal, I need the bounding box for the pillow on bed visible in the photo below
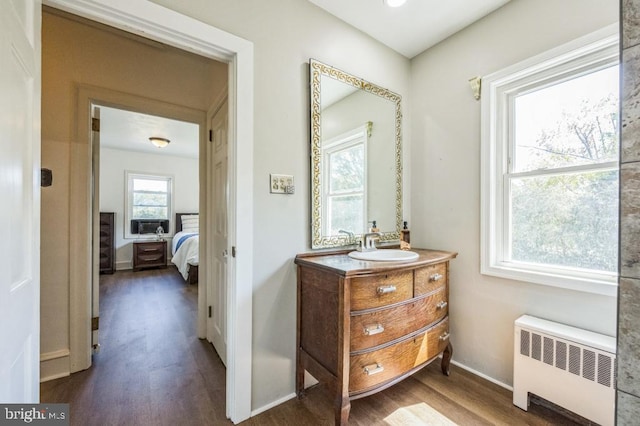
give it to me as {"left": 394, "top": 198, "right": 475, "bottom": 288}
{"left": 181, "top": 215, "right": 199, "bottom": 233}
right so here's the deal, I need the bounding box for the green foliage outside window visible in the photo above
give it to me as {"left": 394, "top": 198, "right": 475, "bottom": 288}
{"left": 511, "top": 88, "right": 618, "bottom": 272}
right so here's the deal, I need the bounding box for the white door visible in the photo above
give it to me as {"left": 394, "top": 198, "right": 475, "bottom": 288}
{"left": 0, "top": 0, "right": 41, "bottom": 402}
{"left": 207, "top": 98, "right": 228, "bottom": 365}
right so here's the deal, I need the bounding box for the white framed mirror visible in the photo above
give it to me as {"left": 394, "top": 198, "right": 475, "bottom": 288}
{"left": 309, "top": 59, "right": 402, "bottom": 249}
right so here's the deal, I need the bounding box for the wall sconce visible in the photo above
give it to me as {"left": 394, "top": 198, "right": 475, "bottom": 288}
{"left": 469, "top": 76, "right": 482, "bottom": 101}
{"left": 149, "top": 137, "right": 170, "bottom": 148}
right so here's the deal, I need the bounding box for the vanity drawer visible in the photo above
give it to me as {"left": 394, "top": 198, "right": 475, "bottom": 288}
{"left": 348, "top": 317, "right": 450, "bottom": 393}
{"left": 350, "top": 270, "right": 413, "bottom": 311}
{"left": 350, "top": 287, "right": 448, "bottom": 352}
{"left": 414, "top": 262, "right": 447, "bottom": 296}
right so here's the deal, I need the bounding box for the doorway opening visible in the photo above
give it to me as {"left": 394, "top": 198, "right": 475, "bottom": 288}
{"left": 41, "top": 1, "right": 254, "bottom": 422}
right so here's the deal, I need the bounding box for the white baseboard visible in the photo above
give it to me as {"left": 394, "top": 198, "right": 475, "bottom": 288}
{"left": 250, "top": 392, "right": 297, "bottom": 417}
{"left": 116, "top": 260, "right": 132, "bottom": 270}
{"left": 40, "top": 349, "right": 70, "bottom": 362}
{"left": 450, "top": 359, "right": 513, "bottom": 391}
{"left": 41, "top": 371, "right": 70, "bottom": 383}
{"left": 40, "top": 350, "right": 71, "bottom": 383}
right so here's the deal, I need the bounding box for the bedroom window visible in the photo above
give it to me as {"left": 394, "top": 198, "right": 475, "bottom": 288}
{"left": 125, "top": 172, "right": 174, "bottom": 238}
{"left": 322, "top": 124, "right": 369, "bottom": 236}
{"left": 480, "top": 26, "right": 619, "bottom": 296}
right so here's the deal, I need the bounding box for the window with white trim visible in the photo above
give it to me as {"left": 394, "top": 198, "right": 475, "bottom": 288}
{"left": 481, "top": 27, "right": 619, "bottom": 295}
{"left": 125, "top": 172, "right": 173, "bottom": 238}
{"left": 322, "top": 125, "right": 369, "bottom": 235}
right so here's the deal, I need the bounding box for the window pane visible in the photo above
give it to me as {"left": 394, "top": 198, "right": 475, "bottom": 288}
{"left": 132, "top": 206, "right": 168, "bottom": 219}
{"left": 514, "top": 65, "right": 618, "bottom": 172}
{"left": 133, "top": 192, "right": 167, "bottom": 207}
{"left": 510, "top": 170, "right": 618, "bottom": 272}
{"left": 329, "top": 144, "right": 364, "bottom": 193}
{"left": 133, "top": 178, "right": 167, "bottom": 192}
{"left": 328, "top": 195, "right": 363, "bottom": 235}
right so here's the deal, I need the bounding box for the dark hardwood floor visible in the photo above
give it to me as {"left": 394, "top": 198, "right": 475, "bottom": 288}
{"left": 41, "top": 267, "right": 588, "bottom": 425}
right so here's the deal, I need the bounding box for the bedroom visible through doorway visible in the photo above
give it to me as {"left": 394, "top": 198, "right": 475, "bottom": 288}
{"left": 92, "top": 103, "right": 203, "bottom": 348}
{"left": 40, "top": 3, "right": 253, "bottom": 420}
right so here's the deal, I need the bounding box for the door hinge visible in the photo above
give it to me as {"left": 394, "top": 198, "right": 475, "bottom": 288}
{"left": 92, "top": 117, "right": 100, "bottom": 132}
{"left": 232, "top": 246, "right": 236, "bottom": 258}
{"left": 92, "top": 316, "right": 99, "bottom": 331}
{"left": 209, "top": 129, "right": 213, "bottom": 142}
{"left": 208, "top": 306, "right": 212, "bottom": 318}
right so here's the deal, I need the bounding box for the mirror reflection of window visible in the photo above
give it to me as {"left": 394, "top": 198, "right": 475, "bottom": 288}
{"left": 323, "top": 126, "right": 368, "bottom": 235}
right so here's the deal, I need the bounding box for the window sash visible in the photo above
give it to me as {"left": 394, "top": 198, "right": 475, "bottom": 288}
{"left": 502, "top": 164, "right": 618, "bottom": 270}
{"left": 480, "top": 25, "right": 619, "bottom": 296}
{"left": 125, "top": 172, "right": 173, "bottom": 238}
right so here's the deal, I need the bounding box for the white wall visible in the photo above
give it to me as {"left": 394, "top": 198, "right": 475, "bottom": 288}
{"left": 99, "top": 147, "right": 199, "bottom": 269}
{"left": 43, "top": 0, "right": 620, "bottom": 415}
{"left": 410, "top": 0, "right": 618, "bottom": 386}
{"left": 149, "top": 0, "right": 412, "bottom": 411}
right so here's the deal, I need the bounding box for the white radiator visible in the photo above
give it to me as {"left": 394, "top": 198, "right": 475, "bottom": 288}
{"left": 513, "top": 315, "right": 616, "bottom": 426}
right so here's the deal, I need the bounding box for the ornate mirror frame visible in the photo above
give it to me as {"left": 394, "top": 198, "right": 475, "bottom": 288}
{"left": 310, "top": 59, "right": 403, "bottom": 249}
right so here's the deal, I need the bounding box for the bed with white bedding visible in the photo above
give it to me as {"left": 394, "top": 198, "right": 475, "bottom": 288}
{"left": 171, "top": 213, "right": 199, "bottom": 283}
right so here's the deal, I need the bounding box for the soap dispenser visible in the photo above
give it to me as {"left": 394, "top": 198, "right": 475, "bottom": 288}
{"left": 369, "top": 220, "right": 379, "bottom": 233}
{"left": 400, "top": 221, "right": 411, "bottom": 250}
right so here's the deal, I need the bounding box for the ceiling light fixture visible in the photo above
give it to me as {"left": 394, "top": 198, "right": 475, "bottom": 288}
{"left": 383, "top": 0, "right": 407, "bottom": 7}
{"left": 149, "top": 137, "right": 170, "bottom": 148}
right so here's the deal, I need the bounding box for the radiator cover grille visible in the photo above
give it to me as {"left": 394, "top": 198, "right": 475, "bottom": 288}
{"left": 513, "top": 315, "right": 616, "bottom": 426}
{"left": 519, "top": 330, "right": 615, "bottom": 388}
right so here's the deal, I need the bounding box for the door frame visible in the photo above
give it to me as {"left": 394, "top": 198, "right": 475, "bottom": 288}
{"left": 83, "top": 88, "right": 208, "bottom": 344}
{"left": 44, "top": 0, "right": 254, "bottom": 422}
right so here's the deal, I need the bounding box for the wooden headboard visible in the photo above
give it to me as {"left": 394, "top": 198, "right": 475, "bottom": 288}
{"left": 176, "top": 212, "right": 198, "bottom": 233}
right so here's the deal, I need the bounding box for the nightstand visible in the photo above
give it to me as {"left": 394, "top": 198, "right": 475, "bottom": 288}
{"left": 133, "top": 240, "right": 167, "bottom": 271}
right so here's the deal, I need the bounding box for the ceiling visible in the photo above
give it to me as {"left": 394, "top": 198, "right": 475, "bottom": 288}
{"left": 99, "top": 106, "right": 199, "bottom": 158}
{"left": 308, "top": 0, "right": 511, "bottom": 58}
{"left": 100, "top": 1, "right": 510, "bottom": 155}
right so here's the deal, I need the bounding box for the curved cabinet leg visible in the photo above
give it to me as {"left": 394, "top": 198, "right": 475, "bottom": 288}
{"left": 336, "top": 395, "right": 351, "bottom": 426}
{"left": 441, "top": 342, "right": 453, "bottom": 376}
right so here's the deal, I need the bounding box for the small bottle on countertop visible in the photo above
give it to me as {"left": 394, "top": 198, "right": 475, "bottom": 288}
{"left": 400, "top": 221, "right": 411, "bottom": 250}
{"left": 369, "top": 220, "right": 379, "bottom": 233}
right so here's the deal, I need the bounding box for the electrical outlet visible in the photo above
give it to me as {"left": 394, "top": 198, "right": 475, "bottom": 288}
{"left": 270, "top": 174, "right": 294, "bottom": 194}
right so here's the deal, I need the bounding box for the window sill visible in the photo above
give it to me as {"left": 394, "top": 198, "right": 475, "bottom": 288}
{"left": 481, "top": 262, "right": 618, "bottom": 297}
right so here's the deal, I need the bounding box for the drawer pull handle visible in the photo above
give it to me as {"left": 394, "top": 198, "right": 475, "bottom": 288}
{"left": 363, "top": 324, "right": 384, "bottom": 336}
{"left": 143, "top": 248, "right": 158, "bottom": 252}
{"left": 429, "top": 273, "right": 443, "bottom": 282}
{"left": 377, "top": 285, "right": 397, "bottom": 295}
{"left": 363, "top": 363, "right": 384, "bottom": 376}
{"left": 439, "top": 332, "right": 450, "bottom": 342}
{"left": 436, "top": 301, "right": 448, "bottom": 310}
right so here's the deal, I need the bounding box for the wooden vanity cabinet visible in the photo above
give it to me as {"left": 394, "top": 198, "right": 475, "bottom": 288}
{"left": 295, "top": 248, "right": 457, "bottom": 425}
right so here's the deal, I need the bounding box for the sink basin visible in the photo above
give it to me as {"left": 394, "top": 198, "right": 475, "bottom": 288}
{"left": 348, "top": 249, "right": 419, "bottom": 262}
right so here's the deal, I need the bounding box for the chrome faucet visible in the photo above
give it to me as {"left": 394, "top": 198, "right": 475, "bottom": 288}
{"left": 338, "top": 229, "right": 355, "bottom": 245}
{"left": 359, "top": 232, "right": 381, "bottom": 252}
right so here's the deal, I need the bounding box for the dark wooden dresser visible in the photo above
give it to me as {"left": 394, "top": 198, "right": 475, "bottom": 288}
{"left": 133, "top": 240, "right": 167, "bottom": 271}
{"left": 99, "top": 212, "right": 115, "bottom": 274}
{"left": 295, "top": 248, "right": 457, "bottom": 425}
